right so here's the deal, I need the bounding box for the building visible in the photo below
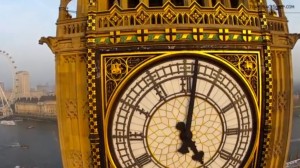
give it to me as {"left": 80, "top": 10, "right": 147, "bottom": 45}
{"left": 40, "top": 0, "right": 299, "bottom": 167}
{"left": 29, "top": 84, "right": 52, "bottom": 98}
{"left": 14, "top": 95, "right": 56, "bottom": 118}
{"left": 36, "top": 84, "right": 49, "bottom": 94}
{"left": 15, "top": 71, "right": 30, "bottom": 98}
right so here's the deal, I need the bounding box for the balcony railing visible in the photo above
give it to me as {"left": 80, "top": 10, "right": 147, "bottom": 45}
{"left": 93, "top": 3, "right": 261, "bottom": 32}
{"left": 56, "top": 3, "right": 287, "bottom": 38}
{"left": 267, "top": 15, "right": 287, "bottom": 32}
{"left": 57, "top": 18, "right": 86, "bottom": 37}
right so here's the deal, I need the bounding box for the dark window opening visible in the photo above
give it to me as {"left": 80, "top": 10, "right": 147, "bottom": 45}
{"left": 230, "top": 0, "right": 239, "bottom": 8}
{"left": 149, "top": 0, "right": 163, "bottom": 6}
{"left": 212, "top": 0, "right": 217, "bottom": 6}
{"left": 128, "top": 0, "right": 140, "bottom": 8}
{"left": 197, "top": 0, "right": 205, "bottom": 6}
{"left": 171, "top": 0, "right": 184, "bottom": 6}
{"left": 109, "top": 0, "right": 120, "bottom": 8}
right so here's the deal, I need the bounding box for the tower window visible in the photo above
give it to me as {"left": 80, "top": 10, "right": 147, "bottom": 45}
{"left": 171, "top": 0, "right": 184, "bottom": 6}
{"left": 109, "top": 0, "right": 120, "bottom": 8}
{"left": 212, "top": 0, "right": 217, "bottom": 6}
{"left": 149, "top": 0, "right": 163, "bottom": 7}
{"left": 128, "top": 0, "right": 140, "bottom": 8}
{"left": 197, "top": 0, "right": 205, "bottom": 6}
{"left": 230, "top": 0, "right": 239, "bottom": 8}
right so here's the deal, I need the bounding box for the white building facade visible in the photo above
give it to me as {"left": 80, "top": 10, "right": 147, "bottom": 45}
{"left": 15, "top": 71, "right": 30, "bottom": 98}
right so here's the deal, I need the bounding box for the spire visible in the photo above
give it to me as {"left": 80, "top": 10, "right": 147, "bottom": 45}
{"left": 113, "top": 0, "right": 119, "bottom": 5}
{"left": 272, "top": 0, "right": 285, "bottom": 17}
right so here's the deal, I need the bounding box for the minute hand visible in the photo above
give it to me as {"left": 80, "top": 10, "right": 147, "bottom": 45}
{"left": 186, "top": 59, "right": 199, "bottom": 130}
{"left": 176, "top": 59, "right": 203, "bottom": 164}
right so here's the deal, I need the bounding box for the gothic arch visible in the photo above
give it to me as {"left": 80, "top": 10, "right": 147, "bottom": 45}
{"left": 149, "top": 0, "right": 163, "bottom": 7}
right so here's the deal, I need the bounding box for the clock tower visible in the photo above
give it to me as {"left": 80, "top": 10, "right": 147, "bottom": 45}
{"left": 40, "top": 0, "right": 299, "bottom": 167}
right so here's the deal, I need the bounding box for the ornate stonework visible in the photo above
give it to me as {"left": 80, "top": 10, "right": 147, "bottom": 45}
{"left": 65, "top": 99, "right": 78, "bottom": 118}
{"left": 69, "top": 150, "right": 83, "bottom": 168}
{"left": 40, "top": 0, "right": 299, "bottom": 167}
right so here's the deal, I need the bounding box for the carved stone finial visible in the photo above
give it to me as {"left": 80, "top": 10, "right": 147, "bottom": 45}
{"left": 113, "top": 0, "right": 119, "bottom": 5}
{"left": 288, "top": 33, "right": 300, "bottom": 49}
{"left": 272, "top": 0, "right": 285, "bottom": 17}
{"left": 39, "top": 36, "right": 58, "bottom": 54}
{"left": 58, "top": 7, "right": 72, "bottom": 20}
{"left": 269, "top": 8, "right": 277, "bottom": 16}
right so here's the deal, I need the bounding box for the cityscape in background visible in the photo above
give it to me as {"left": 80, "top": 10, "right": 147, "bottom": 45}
{"left": 0, "top": 69, "right": 299, "bottom": 166}
{"left": 0, "top": 70, "right": 56, "bottom": 118}
{"left": 0, "top": 71, "right": 300, "bottom": 118}
{"left": 0, "top": 71, "right": 299, "bottom": 119}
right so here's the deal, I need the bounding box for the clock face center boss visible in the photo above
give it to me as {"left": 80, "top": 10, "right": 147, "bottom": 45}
{"left": 105, "top": 54, "right": 258, "bottom": 168}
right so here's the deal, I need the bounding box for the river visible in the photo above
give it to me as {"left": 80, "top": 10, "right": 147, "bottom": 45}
{"left": 0, "top": 108, "right": 299, "bottom": 167}
{"left": 289, "top": 106, "right": 300, "bottom": 160}
{"left": 0, "top": 119, "right": 62, "bottom": 168}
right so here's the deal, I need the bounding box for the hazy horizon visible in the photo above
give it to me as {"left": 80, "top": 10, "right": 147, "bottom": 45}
{"left": 0, "top": 0, "right": 299, "bottom": 89}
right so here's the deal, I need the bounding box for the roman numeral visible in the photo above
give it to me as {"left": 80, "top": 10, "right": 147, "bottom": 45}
{"left": 136, "top": 153, "right": 151, "bottom": 166}
{"left": 226, "top": 128, "right": 239, "bottom": 135}
{"left": 219, "top": 149, "right": 232, "bottom": 160}
{"left": 146, "top": 71, "right": 167, "bottom": 101}
{"left": 129, "top": 131, "right": 144, "bottom": 141}
{"left": 180, "top": 77, "right": 192, "bottom": 93}
{"left": 205, "top": 68, "right": 222, "bottom": 99}
{"left": 219, "top": 149, "right": 242, "bottom": 164}
{"left": 120, "top": 99, "right": 149, "bottom": 117}
{"left": 221, "top": 103, "right": 234, "bottom": 113}
{"left": 221, "top": 95, "right": 246, "bottom": 114}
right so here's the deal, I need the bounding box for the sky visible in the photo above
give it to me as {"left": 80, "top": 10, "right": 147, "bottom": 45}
{"left": 0, "top": 0, "right": 299, "bottom": 90}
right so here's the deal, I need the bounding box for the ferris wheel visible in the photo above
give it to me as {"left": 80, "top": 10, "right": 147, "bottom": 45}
{"left": 0, "top": 50, "right": 17, "bottom": 117}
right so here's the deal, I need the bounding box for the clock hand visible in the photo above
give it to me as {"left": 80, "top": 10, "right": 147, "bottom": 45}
{"left": 186, "top": 59, "right": 199, "bottom": 131}
{"left": 176, "top": 59, "right": 199, "bottom": 152}
{"left": 176, "top": 122, "right": 204, "bottom": 164}
{"left": 176, "top": 59, "right": 204, "bottom": 164}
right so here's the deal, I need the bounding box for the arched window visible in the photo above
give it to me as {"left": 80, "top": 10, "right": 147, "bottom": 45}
{"left": 197, "top": 0, "right": 205, "bottom": 6}
{"left": 128, "top": 0, "right": 140, "bottom": 8}
{"left": 109, "top": 0, "right": 120, "bottom": 9}
{"left": 149, "top": 0, "right": 163, "bottom": 7}
{"left": 67, "top": 0, "right": 77, "bottom": 18}
{"left": 171, "top": 0, "right": 184, "bottom": 6}
{"left": 212, "top": 0, "right": 217, "bottom": 7}
{"left": 230, "top": 0, "right": 239, "bottom": 8}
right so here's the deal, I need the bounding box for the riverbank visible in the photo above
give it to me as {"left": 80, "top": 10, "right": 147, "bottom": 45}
{"left": 0, "top": 114, "right": 57, "bottom": 122}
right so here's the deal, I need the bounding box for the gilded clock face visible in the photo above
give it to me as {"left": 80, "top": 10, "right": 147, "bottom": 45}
{"left": 106, "top": 54, "right": 258, "bottom": 168}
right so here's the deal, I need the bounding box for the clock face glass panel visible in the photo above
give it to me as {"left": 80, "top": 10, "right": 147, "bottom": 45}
{"left": 107, "top": 56, "right": 257, "bottom": 168}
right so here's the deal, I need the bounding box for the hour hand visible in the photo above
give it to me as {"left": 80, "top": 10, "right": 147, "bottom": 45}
{"left": 176, "top": 122, "right": 190, "bottom": 154}
{"left": 176, "top": 122, "right": 204, "bottom": 164}
{"left": 190, "top": 141, "right": 204, "bottom": 164}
